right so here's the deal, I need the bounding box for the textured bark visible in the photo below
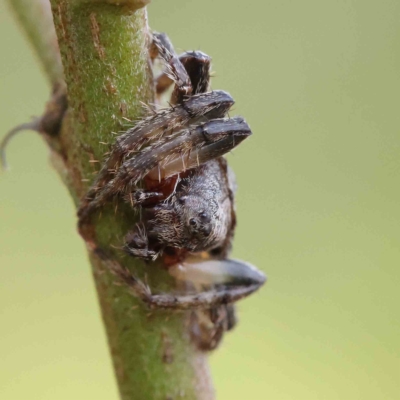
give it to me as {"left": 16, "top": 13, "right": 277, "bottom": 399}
{"left": 6, "top": 1, "right": 214, "bottom": 399}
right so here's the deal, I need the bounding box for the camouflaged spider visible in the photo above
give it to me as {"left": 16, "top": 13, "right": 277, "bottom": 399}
{"left": 78, "top": 33, "right": 266, "bottom": 350}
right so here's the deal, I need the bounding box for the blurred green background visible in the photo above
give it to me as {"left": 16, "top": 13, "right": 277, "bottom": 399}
{"left": 1, "top": 1, "right": 399, "bottom": 399}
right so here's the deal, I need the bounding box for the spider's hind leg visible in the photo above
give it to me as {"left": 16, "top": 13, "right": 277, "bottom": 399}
{"left": 150, "top": 32, "right": 192, "bottom": 98}
{"left": 155, "top": 49, "right": 212, "bottom": 104}
{"left": 190, "top": 304, "right": 237, "bottom": 351}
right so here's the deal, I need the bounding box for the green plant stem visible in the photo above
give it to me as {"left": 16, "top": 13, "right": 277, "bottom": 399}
{"left": 8, "top": 1, "right": 214, "bottom": 399}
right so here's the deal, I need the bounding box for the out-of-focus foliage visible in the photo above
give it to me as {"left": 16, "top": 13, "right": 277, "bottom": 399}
{"left": 0, "top": 1, "right": 399, "bottom": 399}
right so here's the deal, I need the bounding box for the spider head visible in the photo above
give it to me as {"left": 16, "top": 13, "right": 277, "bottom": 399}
{"left": 185, "top": 200, "right": 213, "bottom": 238}
{"left": 149, "top": 186, "right": 229, "bottom": 255}
{"left": 177, "top": 194, "right": 226, "bottom": 251}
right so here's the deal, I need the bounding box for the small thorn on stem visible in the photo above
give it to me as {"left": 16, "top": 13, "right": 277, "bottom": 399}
{"left": 0, "top": 118, "right": 41, "bottom": 170}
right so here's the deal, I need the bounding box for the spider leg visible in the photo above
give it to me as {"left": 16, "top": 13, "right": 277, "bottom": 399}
{"left": 151, "top": 32, "right": 192, "bottom": 97}
{"left": 134, "top": 258, "right": 266, "bottom": 310}
{"left": 122, "top": 116, "right": 250, "bottom": 182}
{"left": 145, "top": 117, "right": 251, "bottom": 181}
{"left": 190, "top": 304, "right": 237, "bottom": 351}
{"left": 168, "top": 259, "right": 266, "bottom": 289}
{"left": 80, "top": 35, "right": 221, "bottom": 221}
{"left": 123, "top": 222, "right": 158, "bottom": 260}
{"left": 78, "top": 111, "right": 243, "bottom": 220}
{"left": 94, "top": 244, "right": 266, "bottom": 310}
{"left": 123, "top": 189, "right": 164, "bottom": 207}
{"left": 115, "top": 90, "right": 234, "bottom": 154}
{"left": 156, "top": 50, "right": 211, "bottom": 104}
{"left": 224, "top": 303, "right": 237, "bottom": 331}
{"left": 78, "top": 90, "right": 234, "bottom": 221}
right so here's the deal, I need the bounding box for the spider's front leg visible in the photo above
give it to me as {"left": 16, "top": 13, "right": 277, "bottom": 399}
{"left": 122, "top": 117, "right": 251, "bottom": 258}
{"left": 78, "top": 31, "right": 202, "bottom": 219}
{"left": 77, "top": 90, "right": 234, "bottom": 222}
{"left": 99, "top": 248, "right": 266, "bottom": 311}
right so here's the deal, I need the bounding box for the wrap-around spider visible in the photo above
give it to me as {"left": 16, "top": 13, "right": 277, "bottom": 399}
{"left": 78, "top": 33, "right": 266, "bottom": 350}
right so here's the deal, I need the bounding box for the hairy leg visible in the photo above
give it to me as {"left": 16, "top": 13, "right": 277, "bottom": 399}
{"left": 150, "top": 32, "right": 192, "bottom": 97}
{"left": 78, "top": 90, "right": 234, "bottom": 222}
{"left": 190, "top": 304, "right": 237, "bottom": 351}
{"left": 79, "top": 33, "right": 222, "bottom": 221}
{"left": 155, "top": 50, "right": 211, "bottom": 104}
{"left": 93, "top": 244, "right": 266, "bottom": 310}
{"left": 78, "top": 110, "right": 244, "bottom": 220}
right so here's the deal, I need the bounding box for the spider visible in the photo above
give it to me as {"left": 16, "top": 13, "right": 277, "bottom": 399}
{"left": 77, "top": 33, "right": 266, "bottom": 350}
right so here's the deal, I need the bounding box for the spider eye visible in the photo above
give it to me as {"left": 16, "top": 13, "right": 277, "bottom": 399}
{"left": 189, "top": 218, "right": 197, "bottom": 226}
{"left": 200, "top": 224, "right": 212, "bottom": 237}
{"left": 198, "top": 211, "right": 209, "bottom": 222}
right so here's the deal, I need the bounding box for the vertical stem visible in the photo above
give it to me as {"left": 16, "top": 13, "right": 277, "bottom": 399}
{"left": 8, "top": 0, "right": 215, "bottom": 399}
{"left": 50, "top": 2, "right": 214, "bottom": 399}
